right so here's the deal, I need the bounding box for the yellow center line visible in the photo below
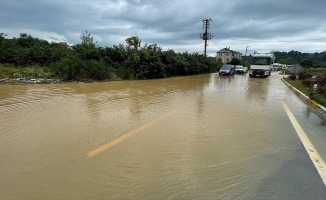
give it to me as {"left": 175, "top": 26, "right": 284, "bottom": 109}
{"left": 87, "top": 111, "right": 175, "bottom": 157}
{"left": 281, "top": 100, "right": 326, "bottom": 187}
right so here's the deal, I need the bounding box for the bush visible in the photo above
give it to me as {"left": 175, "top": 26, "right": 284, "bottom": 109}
{"left": 300, "top": 68, "right": 326, "bottom": 76}
{"left": 89, "top": 60, "right": 107, "bottom": 80}
{"left": 298, "top": 72, "right": 313, "bottom": 80}
{"left": 315, "top": 75, "right": 326, "bottom": 86}
{"left": 50, "top": 57, "right": 91, "bottom": 80}
{"left": 288, "top": 74, "right": 296, "bottom": 80}
{"left": 302, "top": 78, "right": 317, "bottom": 87}
{"left": 318, "top": 86, "right": 326, "bottom": 95}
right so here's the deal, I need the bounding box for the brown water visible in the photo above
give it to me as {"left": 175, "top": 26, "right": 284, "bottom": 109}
{"left": 1, "top": 73, "right": 326, "bottom": 199}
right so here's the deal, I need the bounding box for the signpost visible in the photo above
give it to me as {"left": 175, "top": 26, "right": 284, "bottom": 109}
{"left": 290, "top": 64, "right": 300, "bottom": 74}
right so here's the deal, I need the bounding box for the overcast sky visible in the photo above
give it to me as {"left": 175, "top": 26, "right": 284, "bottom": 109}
{"left": 1, "top": 0, "right": 326, "bottom": 57}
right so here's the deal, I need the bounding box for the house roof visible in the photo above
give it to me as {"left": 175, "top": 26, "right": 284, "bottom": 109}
{"left": 59, "top": 42, "right": 70, "bottom": 47}
{"left": 217, "top": 48, "right": 242, "bottom": 55}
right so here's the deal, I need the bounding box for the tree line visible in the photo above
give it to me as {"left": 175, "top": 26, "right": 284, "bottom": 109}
{"left": 275, "top": 50, "right": 326, "bottom": 68}
{"left": 243, "top": 50, "right": 326, "bottom": 68}
{"left": 0, "top": 31, "right": 220, "bottom": 80}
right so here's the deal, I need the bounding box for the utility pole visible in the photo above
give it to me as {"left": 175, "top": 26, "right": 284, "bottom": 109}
{"left": 245, "top": 46, "right": 250, "bottom": 65}
{"left": 245, "top": 46, "right": 250, "bottom": 60}
{"left": 199, "top": 18, "right": 212, "bottom": 57}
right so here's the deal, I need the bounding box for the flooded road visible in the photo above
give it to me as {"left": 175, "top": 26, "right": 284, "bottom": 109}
{"left": 1, "top": 72, "right": 326, "bottom": 199}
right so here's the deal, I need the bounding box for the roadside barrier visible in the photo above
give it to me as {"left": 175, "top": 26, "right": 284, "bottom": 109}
{"left": 282, "top": 79, "right": 326, "bottom": 122}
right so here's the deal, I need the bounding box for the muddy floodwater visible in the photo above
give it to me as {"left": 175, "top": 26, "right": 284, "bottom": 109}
{"left": 1, "top": 72, "right": 326, "bottom": 199}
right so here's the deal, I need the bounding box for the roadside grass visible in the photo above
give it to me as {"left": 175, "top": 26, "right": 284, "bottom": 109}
{"left": 285, "top": 78, "right": 326, "bottom": 107}
{"left": 0, "top": 64, "right": 53, "bottom": 79}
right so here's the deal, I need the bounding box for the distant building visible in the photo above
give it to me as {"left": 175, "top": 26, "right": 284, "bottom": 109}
{"left": 216, "top": 47, "right": 242, "bottom": 63}
{"left": 58, "top": 42, "right": 70, "bottom": 47}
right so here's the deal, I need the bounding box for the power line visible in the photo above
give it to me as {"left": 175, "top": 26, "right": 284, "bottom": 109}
{"left": 209, "top": 21, "right": 230, "bottom": 39}
{"left": 150, "top": 0, "right": 200, "bottom": 21}
{"left": 150, "top": 0, "right": 229, "bottom": 41}
{"left": 150, "top": 1, "right": 326, "bottom": 44}
{"left": 164, "top": 0, "right": 205, "bottom": 19}
{"left": 210, "top": 39, "right": 222, "bottom": 50}
{"left": 209, "top": 18, "right": 326, "bottom": 43}
{"left": 212, "top": 36, "right": 326, "bottom": 42}
{"left": 160, "top": 0, "right": 202, "bottom": 20}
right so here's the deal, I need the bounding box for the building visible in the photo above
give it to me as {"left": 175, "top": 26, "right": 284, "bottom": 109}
{"left": 216, "top": 47, "right": 242, "bottom": 63}
{"left": 58, "top": 42, "right": 70, "bottom": 47}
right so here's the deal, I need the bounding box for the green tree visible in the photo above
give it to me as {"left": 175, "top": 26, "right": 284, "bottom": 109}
{"left": 80, "top": 30, "right": 96, "bottom": 46}
{"left": 300, "top": 58, "right": 314, "bottom": 68}
{"left": 278, "top": 59, "right": 293, "bottom": 65}
{"left": 227, "top": 58, "right": 241, "bottom": 65}
{"left": 125, "top": 36, "right": 141, "bottom": 50}
{"left": 0, "top": 33, "right": 6, "bottom": 41}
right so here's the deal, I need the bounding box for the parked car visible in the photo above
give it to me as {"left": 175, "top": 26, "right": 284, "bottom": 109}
{"left": 235, "top": 65, "right": 244, "bottom": 74}
{"left": 219, "top": 64, "right": 235, "bottom": 76}
{"left": 272, "top": 63, "right": 281, "bottom": 71}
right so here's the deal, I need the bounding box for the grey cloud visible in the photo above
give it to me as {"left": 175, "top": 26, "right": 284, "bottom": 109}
{"left": 0, "top": 0, "right": 325, "bottom": 56}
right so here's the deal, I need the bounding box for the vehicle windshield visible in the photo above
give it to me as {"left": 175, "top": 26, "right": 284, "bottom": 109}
{"left": 251, "top": 57, "right": 271, "bottom": 65}
{"left": 235, "top": 66, "right": 244, "bottom": 69}
{"left": 221, "top": 65, "right": 232, "bottom": 70}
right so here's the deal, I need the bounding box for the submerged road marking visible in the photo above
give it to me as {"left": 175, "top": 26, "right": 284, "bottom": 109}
{"left": 281, "top": 101, "right": 326, "bottom": 186}
{"left": 87, "top": 111, "right": 175, "bottom": 157}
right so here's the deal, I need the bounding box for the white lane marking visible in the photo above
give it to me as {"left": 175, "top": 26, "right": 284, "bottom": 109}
{"left": 282, "top": 101, "right": 326, "bottom": 187}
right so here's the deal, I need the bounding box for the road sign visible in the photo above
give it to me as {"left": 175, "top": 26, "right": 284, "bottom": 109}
{"left": 291, "top": 64, "right": 300, "bottom": 74}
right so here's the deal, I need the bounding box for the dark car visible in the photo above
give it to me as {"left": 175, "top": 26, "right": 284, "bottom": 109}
{"left": 235, "top": 65, "right": 244, "bottom": 74}
{"left": 219, "top": 64, "right": 235, "bottom": 76}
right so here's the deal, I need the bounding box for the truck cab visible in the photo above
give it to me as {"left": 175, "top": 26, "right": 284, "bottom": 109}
{"left": 249, "top": 51, "right": 274, "bottom": 78}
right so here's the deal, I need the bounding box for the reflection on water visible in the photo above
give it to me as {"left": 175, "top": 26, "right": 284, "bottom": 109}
{"left": 217, "top": 76, "right": 232, "bottom": 90}
{"left": 1, "top": 74, "right": 325, "bottom": 199}
{"left": 246, "top": 77, "right": 271, "bottom": 103}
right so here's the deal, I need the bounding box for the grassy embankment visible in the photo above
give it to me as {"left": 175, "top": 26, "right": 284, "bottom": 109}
{"left": 0, "top": 64, "right": 53, "bottom": 79}
{"left": 284, "top": 68, "right": 326, "bottom": 107}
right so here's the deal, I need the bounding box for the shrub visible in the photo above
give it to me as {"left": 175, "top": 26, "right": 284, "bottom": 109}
{"left": 315, "top": 75, "right": 326, "bottom": 86}
{"left": 89, "top": 60, "right": 107, "bottom": 80}
{"left": 298, "top": 72, "right": 313, "bottom": 80}
{"left": 318, "top": 86, "right": 326, "bottom": 95}
{"left": 288, "top": 74, "right": 296, "bottom": 80}
{"left": 50, "top": 57, "right": 90, "bottom": 80}
{"left": 302, "top": 78, "right": 317, "bottom": 87}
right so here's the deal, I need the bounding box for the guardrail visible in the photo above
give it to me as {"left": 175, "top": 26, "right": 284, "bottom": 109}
{"left": 282, "top": 79, "right": 326, "bottom": 122}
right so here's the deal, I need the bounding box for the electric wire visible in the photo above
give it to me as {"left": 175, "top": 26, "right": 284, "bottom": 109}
{"left": 150, "top": 0, "right": 200, "bottom": 21}
{"left": 150, "top": 0, "right": 326, "bottom": 43}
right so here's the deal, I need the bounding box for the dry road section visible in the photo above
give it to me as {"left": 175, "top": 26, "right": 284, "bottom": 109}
{"left": 282, "top": 100, "right": 326, "bottom": 186}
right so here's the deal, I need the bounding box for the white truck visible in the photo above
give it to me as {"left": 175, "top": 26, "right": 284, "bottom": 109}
{"left": 249, "top": 51, "right": 275, "bottom": 78}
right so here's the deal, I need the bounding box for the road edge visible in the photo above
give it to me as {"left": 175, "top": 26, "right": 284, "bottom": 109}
{"left": 281, "top": 78, "right": 326, "bottom": 123}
